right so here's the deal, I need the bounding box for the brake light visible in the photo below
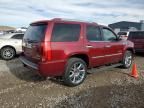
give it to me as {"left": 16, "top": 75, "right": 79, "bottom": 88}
{"left": 41, "top": 42, "right": 52, "bottom": 62}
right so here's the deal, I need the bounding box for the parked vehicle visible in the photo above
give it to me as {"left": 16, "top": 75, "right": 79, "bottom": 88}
{"left": 5, "top": 30, "right": 15, "bottom": 34}
{"left": 16, "top": 27, "right": 27, "bottom": 33}
{"left": 20, "top": 18, "right": 134, "bottom": 86}
{"left": 117, "top": 31, "right": 129, "bottom": 40}
{"left": 0, "top": 33, "right": 24, "bottom": 60}
{"left": 0, "top": 31, "right": 4, "bottom": 35}
{"left": 128, "top": 31, "right": 144, "bottom": 53}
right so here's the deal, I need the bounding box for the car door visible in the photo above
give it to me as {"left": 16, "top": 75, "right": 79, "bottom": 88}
{"left": 101, "top": 27, "right": 124, "bottom": 64}
{"left": 85, "top": 24, "right": 106, "bottom": 67}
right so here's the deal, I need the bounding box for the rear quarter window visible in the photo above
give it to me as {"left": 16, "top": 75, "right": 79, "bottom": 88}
{"left": 51, "top": 23, "right": 81, "bottom": 42}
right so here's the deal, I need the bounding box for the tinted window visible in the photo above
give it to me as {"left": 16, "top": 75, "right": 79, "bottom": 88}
{"left": 117, "top": 32, "right": 127, "bottom": 35}
{"left": 11, "top": 34, "right": 24, "bottom": 39}
{"left": 24, "top": 23, "right": 47, "bottom": 42}
{"left": 102, "top": 28, "right": 117, "bottom": 41}
{"left": 86, "top": 25, "right": 101, "bottom": 41}
{"left": 51, "top": 23, "right": 80, "bottom": 42}
{"left": 129, "top": 31, "right": 144, "bottom": 39}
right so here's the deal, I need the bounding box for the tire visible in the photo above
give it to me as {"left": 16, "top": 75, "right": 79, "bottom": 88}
{"left": 63, "top": 58, "right": 87, "bottom": 87}
{"left": 122, "top": 50, "right": 133, "bottom": 68}
{"left": 0, "top": 47, "right": 16, "bottom": 60}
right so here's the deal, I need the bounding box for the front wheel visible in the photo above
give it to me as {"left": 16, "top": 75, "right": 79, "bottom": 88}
{"left": 63, "top": 58, "right": 87, "bottom": 87}
{"left": 122, "top": 50, "right": 133, "bottom": 68}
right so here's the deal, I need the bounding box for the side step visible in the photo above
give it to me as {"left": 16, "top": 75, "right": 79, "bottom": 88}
{"left": 87, "top": 63, "right": 122, "bottom": 74}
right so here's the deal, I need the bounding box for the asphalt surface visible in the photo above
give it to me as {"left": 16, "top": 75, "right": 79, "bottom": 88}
{"left": 0, "top": 54, "right": 144, "bottom": 108}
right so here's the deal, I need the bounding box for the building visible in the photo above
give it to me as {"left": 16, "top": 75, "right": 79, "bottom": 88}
{"left": 108, "top": 20, "right": 144, "bottom": 33}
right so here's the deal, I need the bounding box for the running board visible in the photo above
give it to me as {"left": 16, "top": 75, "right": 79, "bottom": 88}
{"left": 87, "top": 63, "right": 122, "bottom": 74}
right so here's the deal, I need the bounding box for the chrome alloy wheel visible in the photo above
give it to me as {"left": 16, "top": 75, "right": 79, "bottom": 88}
{"left": 69, "top": 62, "right": 86, "bottom": 84}
{"left": 2, "top": 48, "right": 15, "bottom": 59}
{"left": 125, "top": 52, "right": 132, "bottom": 67}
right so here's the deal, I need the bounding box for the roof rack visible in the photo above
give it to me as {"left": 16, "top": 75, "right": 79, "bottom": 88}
{"left": 51, "top": 18, "right": 97, "bottom": 24}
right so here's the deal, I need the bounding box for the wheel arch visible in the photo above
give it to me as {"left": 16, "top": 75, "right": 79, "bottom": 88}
{"left": 125, "top": 47, "right": 135, "bottom": 55}
{"left": 67, "top": 53, "right": 90, "bottom": 67}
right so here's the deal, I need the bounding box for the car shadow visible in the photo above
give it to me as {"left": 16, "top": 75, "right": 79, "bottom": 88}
{"left": 0, "top": 54, "right": 20, "bottom": 60}
{"left": 6, "top": 58, "right": 46, "bottom": 82}
{"left": 5, "top": 57, "right": 65, "bottom": 86}
{"left": 135, "top": 52, "right": 144, "bottom": 57}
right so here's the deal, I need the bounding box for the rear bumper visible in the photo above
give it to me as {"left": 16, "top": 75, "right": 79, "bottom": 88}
{"left": 19, "top": 56, "right": 38, "bottom": 70}
{"left": 19, "top": 56, "right": 66, "bottom": 77}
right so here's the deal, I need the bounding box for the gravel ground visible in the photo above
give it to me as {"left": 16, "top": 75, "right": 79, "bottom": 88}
{"left": 0, "top": 54, "right": 144, "bottom": 108}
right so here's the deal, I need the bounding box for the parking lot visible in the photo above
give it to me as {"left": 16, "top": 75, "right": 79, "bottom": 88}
{"left": 0, "top": 54, "right": 144, "bottom": 108}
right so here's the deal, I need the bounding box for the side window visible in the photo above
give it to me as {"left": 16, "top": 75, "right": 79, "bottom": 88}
{"left": 51, "top": 23, "right": 80, "bottom": 42}
{"left": 86, "top": 25, "right": 101, "bottom": 41}
{"left": 139, "top": 32, "right": 144, "bottom": 39}
{"left": 11, "top": 34, "right": 24, "bottom": 39}
{"left": 129, "top": 32, "right": 144, "bottom": 39}
{"left": 102, "top": 28, "right": 117, "bottom": 41}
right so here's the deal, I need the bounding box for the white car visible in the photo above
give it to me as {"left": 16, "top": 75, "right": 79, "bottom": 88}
{"left": 0, "top": 33, "right": 24, "bottom": 60}
{"left": 16, "top": 27, "right": 27, "bottom": 33}
{"left": 117, "top": 31, "right": 129, "bottom": 40}
{"left": 0, "top": 31, "right": 4, "bottom": 35}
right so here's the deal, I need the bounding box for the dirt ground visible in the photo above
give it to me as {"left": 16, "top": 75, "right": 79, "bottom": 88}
{"left": 0, "top": 53, "right": 144, "bottom": 108}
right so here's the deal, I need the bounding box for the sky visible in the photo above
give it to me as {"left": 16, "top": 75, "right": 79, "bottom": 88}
{"left": 0, "top": 0, "right": 144, "bottom": 27}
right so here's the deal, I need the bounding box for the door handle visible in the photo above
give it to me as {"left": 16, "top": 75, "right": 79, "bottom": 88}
{"left": 105, "top": 45, "right": 111, "bottom": 48}
{"left": 86, "top": 45, "right": 93, "bottom": 48}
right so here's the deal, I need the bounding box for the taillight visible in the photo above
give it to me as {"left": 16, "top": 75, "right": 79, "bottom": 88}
{"left": 41, "top": 42, "right": 52, "bottom": 62}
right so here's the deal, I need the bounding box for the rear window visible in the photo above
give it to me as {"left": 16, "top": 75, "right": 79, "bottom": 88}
{"left": 24, "top": 23, "right": 47, "bottom": 42}
{"left": 129, "top": 31, "right": 144, "bottom": 39}
{"left": 51, "top": 23, "right": 80, "bottom": 42}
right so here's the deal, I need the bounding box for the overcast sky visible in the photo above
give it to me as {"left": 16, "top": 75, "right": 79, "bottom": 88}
{"left": 0, "top": 0, "right": 144, "bottom": 27}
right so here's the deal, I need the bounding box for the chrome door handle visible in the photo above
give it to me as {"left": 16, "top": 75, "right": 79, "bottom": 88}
{"left": 86, "top": 45, "right": 93, "bottom": 48}
{"left": 105, "top": 45, "right": 111, "bottom": 48}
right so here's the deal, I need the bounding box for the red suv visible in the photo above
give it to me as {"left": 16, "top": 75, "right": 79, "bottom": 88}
{"left": 128, "top": 31, "right": 144, "bottom": 53}
{"left": 20, "top": 18, "right": 134, "bottom": 86}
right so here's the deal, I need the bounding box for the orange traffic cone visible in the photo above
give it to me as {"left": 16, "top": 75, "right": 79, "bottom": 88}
{"left": 131, "top": 63, "right": 138, "bottom": 78}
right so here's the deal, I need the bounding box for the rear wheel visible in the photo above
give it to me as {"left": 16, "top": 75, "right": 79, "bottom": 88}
{"left": 63, "top": 58, "right": 87, "bottom": 87}
{"left": 0, "top": 47, "right": 16, "bottom": 60}
{"left": 122, "top": 50, "right": 133, "bottom": 68}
